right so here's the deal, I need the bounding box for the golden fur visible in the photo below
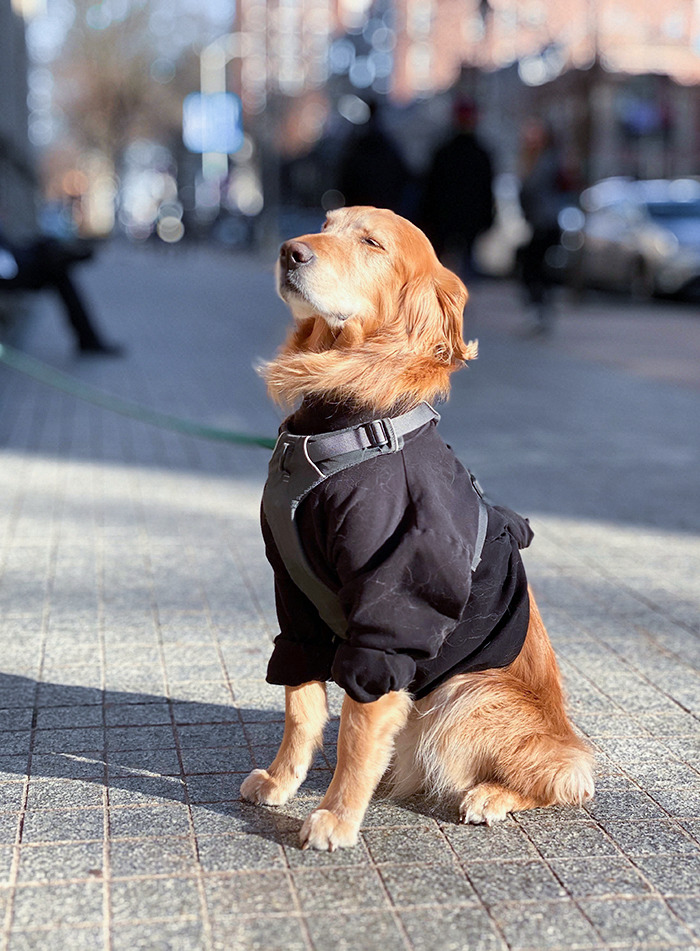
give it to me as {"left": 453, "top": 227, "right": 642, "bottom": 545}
{"left": 260, "top": 205, "right": 478, "bottom": 413}
{"left": 242, "top": 206, "right": 594, "bottom": 851}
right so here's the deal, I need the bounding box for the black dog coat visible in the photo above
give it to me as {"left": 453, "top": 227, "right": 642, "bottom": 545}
{"left": 262, "top": 398, "right": 533, "bottom": 704}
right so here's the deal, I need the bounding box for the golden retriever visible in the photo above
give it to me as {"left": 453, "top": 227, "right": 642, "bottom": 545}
{"left": 241, "top": 206, "right": 594, "bottom": 851}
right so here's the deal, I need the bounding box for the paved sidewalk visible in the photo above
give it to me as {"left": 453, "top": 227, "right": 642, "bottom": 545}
{"left": 0, "top": 241, "right": 699, "bottom": 950}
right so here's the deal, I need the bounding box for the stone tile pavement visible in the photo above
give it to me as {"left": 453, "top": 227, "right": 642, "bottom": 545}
{"left": 0, "top": 241, "right": 699, "bottom": 949}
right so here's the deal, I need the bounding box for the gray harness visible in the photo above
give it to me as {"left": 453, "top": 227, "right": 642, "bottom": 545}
{"left": 262, "top": 402, "right": 488, "bottom": 638}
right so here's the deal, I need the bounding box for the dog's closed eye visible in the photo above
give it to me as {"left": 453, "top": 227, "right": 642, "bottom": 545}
{"left": 361, "top": 236, "right": 384, "bottom": 250}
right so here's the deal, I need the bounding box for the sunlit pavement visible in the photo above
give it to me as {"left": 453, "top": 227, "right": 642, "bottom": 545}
{"left": 0, "top": 239, "right": 699, "bottom": 950}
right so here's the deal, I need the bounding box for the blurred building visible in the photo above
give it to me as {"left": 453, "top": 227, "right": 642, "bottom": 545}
{"left": 388, "top": 0, "right": 700, "bottom": 180}
{"left": 15, "top": 0, "right": 699, "bottom": 238}
{"left": 391, "top": 0, "right": 700, "bottom": 96}
{"left": 229, "top": 0, "right": 699, "bottom": 194}
{"left": 0, "top": 0, "right": 36, "bottom": 240}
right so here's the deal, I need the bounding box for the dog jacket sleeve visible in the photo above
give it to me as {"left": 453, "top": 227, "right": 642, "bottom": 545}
{"left": 264, "top": 410, "right": 531, "bottom": 704}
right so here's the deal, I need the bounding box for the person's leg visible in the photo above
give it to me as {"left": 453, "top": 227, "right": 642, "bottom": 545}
{"left": 519, "top": 230, "right": 558, "bottom": 333}
{"left": 53, "top": 272, "right": 121, "bottom": 354}
{"left": 519, "top": 235, "right": 545, "bottom": 305}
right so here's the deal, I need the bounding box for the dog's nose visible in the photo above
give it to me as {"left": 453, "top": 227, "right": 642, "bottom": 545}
{"left": 280, "top": 240, "right": 315, "bottom": 271}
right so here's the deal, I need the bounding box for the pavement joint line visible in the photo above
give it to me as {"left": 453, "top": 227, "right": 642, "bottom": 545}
{"left": 510, "top": 814, "right": 624, "bottom": 946}
{"left": 144, "top": 551, "right": 217, "bottom": 951}
{"left": 433, "top": 821, "right": 512, "bottom": 948}
{"left": 536, "top": 523, "right": 700, "bottom": 639}
{"left": 562, "top": 618, "right": 699, "bottom": 726}
{"left": 531, "top": 560, "right": 700, "bottom": 700}
{"left": 0, "top": 533, "right": 57, "bottom": 951}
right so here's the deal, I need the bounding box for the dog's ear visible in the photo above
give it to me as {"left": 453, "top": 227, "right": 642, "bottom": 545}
{"left": 400, "top": 266, "right": 477, "bottom": 365}
{"left": 433, "top": 266, "right": 477, "bottom": 364}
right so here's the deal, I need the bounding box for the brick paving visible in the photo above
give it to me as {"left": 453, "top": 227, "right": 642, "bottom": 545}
{"left": 0, "top": 241, "right": 698, "bottom": 950}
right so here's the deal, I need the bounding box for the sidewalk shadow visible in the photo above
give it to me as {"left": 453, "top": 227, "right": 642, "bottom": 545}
{"left": 0, "top": 671, "right": 341, "bottom": 846}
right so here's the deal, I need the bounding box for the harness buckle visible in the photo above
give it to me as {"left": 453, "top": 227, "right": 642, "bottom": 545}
{"left": 364, "top": 417, "right": 399, "bottom": 452}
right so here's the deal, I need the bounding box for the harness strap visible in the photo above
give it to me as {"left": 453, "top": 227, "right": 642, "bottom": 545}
{"left": 262, "top": 402, "right": 488, "bottom": 638}
{"left": 305, "top": 402, "right": 436, "bottom": 468}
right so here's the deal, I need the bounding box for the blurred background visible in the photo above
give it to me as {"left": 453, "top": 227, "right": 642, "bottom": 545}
{"left": 1, "top": 0, "right": 699, "bottom": 293}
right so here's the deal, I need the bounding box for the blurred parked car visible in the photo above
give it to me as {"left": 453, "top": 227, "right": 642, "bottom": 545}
{"left": 562, "top": 178, "right": 700, "bottom": 300}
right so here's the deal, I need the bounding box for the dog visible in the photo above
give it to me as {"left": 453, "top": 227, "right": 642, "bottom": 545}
{"left": 240, "top": 206, "right": 594, "bottom": 851}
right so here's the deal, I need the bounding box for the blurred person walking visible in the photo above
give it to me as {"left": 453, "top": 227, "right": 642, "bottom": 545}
{"left": 418, "top": 96, "right": 495, "bottom": 280}
{"left": 337, "top": 100, "right": 411, "bottom": 214}
{"left": 0, "top": 224, "right": 123, "bottom": 356}
{"left": 517, "top": 117, "right": 574, "bottom": 335}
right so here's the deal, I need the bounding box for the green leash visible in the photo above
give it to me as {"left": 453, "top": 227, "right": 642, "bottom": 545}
{"left": 0, "top": 342, "right": 277, "bottom": 450}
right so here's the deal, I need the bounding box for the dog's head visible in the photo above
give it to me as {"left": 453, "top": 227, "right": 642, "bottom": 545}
{"left": 265, "top": 206, "right": 477, "bottom": 412}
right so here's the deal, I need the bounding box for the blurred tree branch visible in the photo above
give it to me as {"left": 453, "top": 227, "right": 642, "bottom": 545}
{"left": 53, "top": 0, "right": 201, "bottom": 168}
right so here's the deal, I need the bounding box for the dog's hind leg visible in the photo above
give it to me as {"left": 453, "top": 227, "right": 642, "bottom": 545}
{"left": 398, "top": 594, "right": 595, "bottom": 824}
{"left": 458, "top": 732, "right": 595, "bottom": 825}
{"left": 415, "top": 682, "right": 594, "bottom": 826}
{"left": 240, "top": 681, "right": 328, "bottom": 806}
{"left": 300, "top": 689, "right": 412, "bottom": 851}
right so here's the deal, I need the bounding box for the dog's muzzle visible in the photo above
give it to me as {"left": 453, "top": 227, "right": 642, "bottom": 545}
{"left": 279, "top": 240, "right": 315, "bottom": 277}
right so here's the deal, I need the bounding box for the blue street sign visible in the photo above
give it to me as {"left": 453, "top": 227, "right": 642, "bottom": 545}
{"left": 183, "top": 92, "right": 244, "bottom": 154}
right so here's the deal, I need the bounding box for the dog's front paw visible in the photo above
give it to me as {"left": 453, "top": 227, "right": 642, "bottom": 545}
{"left": 299, "top": 809, "right": 359, "bottom": 852}
{"left": 240, "top": 768, "right": 296, "bottom": 806}
{"left": 459, "top": 783, "right": 512, "bottom": 826}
